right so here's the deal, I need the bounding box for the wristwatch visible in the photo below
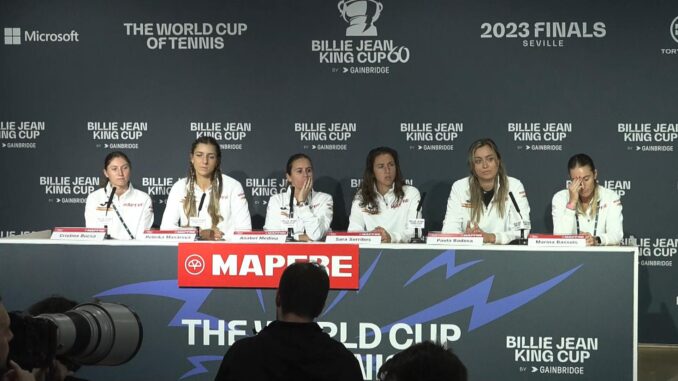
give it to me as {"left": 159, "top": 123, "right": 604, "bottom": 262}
{"left": 595, "top": 236, "right": 601, "bottom": 245}
{"left": 296, "top": 200, "right": 308, "bottom": 207}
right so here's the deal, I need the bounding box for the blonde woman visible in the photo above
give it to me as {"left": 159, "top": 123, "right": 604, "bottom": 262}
{"left": 442, "top": 138, "right": 530, "bottom": 244}
{"left": 161, "top": 137, "right": 251, "bottom": 240}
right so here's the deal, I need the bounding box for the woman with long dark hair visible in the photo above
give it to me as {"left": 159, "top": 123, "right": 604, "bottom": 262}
{"left": 348, "top": 146, "right": 420, "bottom": 243}
{"left": 552, "top": 153, "right": 623, "bottom": 245}
{"left": 442, "top": 138, "right": 531, "bottom": 244}
{"left": 161, "top": 137, "right": 251, "bottom": 240}
{"left": 85, "top": 151, "right": 153, "bottom": 239}
{"left": 264, "top": 153, "right": 333, "bottom": 241}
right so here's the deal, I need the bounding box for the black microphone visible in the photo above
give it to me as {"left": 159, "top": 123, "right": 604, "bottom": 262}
{"left": 286, "top": 186, "right": 296, "bottom": 242}
{"left": 197, "top": 193, "right": 206, "bottom": 213}
{"left": 288, "top": 186, "right": 295, "bottom": 215}
{"left": 416, "top": 192, "right": 427, "bottom": 212}
{"left": 105, "top": 187, "right": 117, "bottom": 216}
{"left": 508, "top": 191, "right": 527, "bottom": 245}
{"left": 508, "top": 191, "right": 523, "bottom": 220}
{"left": 410, "top": 192, "right": 427, "bottom": 244}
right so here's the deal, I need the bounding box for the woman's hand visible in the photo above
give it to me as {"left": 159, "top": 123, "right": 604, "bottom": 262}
{"left": 296, "top": 176, "right": 313, "bottom": 204}
{"left": 465, "top": 222, "right": 495, "bottom": 243}
{"left": 199, "top": 229, "right": 224, "bottom": 241}
{"left": 568, "top": 177, "right": 583, "bottom": 204}
{"left": 372, "top": 226, "right": 391, "bottom": 243}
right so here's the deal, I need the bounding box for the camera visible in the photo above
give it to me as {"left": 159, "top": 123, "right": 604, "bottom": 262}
{"left": 9, "top": 302, "right": 142, "bottom": 370}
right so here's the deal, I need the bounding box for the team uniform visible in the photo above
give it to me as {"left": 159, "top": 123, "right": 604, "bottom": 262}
{"left": 264, "top": 187, "right": 333, "bottom": 241}
{"left": 160, "top": 174, "right": 251, "bottom": 237}
{"left": 441, "top": 176, "right": 530, "bottom": 244}
{"left": 551, "top": 185, "right": 623, "bottom": 245}
{"left": 85, "top": 183, "right": 153, "bottom": 240}
{"left": 347, "top": 184, "right": 421, "bottom": 243}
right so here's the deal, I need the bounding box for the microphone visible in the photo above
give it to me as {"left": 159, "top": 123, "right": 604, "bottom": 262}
{"left": 105, "top": 187, "right": 117, "bottom": 216}
{"left": 508, "top": 191, "right": 527, "bottom": 245}
{"left": 508, "top": 191, "right": 523, "bottom": 220}
{"left": 286, "top": 186, "right": 296, "bottom": 242}
{"left": 197, "top": 193, "right": 206, "bottom": 213}
{"left": 288, "top": 186, "right": 295, "bottom": 215}
{"left": 416, "top": 192, "right": 427, "bottom": 213}
{"left": 410, "top": 192, "right": 427, "bottom": 244}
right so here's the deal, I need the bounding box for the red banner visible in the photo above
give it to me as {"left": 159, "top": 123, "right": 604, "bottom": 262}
{"left": 178, "top": 243, "right": 360, "bottom": 289}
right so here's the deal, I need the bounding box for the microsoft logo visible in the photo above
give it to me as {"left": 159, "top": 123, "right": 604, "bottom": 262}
{"left": 4, "top": 27, "right": 21, "bottom": 45}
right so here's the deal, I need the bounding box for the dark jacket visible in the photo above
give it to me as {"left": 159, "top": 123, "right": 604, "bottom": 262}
{"left": 214, "top": 320, "right": 363, "bottom": 381}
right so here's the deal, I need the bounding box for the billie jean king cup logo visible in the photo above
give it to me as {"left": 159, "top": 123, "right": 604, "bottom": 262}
{"left": 338, "top": 0, "right": 383, "bottom": 36}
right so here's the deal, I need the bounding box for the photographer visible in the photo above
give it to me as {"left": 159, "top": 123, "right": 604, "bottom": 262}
{"left": 0, "top": 296, "right": 36, "bottom": 381}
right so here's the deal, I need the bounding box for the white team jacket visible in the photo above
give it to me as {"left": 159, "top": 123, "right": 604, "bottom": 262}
{"left": 348, "top": 184, "right": 421, "bottom": 243}
{"left": 441, "top": 176, "right": 531, "bottom": 244}
{"left": 263, "top": 187, "right": 333, "bottom": 241}
{"left": 551, "top": 185, "right": 623, "bottom": 245}
{"left": 85, "top": 183, "right": 154, "bottom": 240}
{"left": 160, "top": 174, "right": 252, "bottom": 236}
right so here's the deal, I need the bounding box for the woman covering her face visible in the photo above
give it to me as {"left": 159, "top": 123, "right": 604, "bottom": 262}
{"left": 263, "top": 153, "right": 333, "bottom": 241}
{"left": 84, "top": 151, "right": 153, "bottom": 240}
{"left": 348, "top": 146, "right": 421, "bottom": 243}
{"left": 160, "top": 137, "right": 251, "bottom": 240}
{"left": 441, "top": 138, "right": 531, "bottom": 244}
{"left": 551, "top": 153, "right": 623, "bottom": 246}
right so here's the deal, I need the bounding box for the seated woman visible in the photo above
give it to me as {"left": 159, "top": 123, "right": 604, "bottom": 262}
{"left": 85, "top": 151, "right": 153, "bottom": 240}
{"left": 160, "top": 137, "right": 251, "bottom": 240}
{"left": 442, "top": 138, "right": 530, "bottom": 244}
{"left": 348, "top": 146, "right": 421, "bottom": 243}
{"left": 264, "top": 153, "right": 333, "bottom": 241}
{"left": 552, "top": 153, "right": 623, "bottom": 246}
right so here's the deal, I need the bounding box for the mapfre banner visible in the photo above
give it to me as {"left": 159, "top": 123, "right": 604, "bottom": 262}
{"left": 178, "top": 243, "right": 360, "bottom": 289}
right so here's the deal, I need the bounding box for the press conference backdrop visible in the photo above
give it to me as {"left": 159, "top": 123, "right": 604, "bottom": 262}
{"left": 0, "top": 0, "right": 676, "bottom": 343}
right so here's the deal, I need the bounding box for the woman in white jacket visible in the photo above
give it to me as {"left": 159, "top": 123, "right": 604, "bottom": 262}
{"left": 264, "top": 153, "right": 333, "bottom": 241}
{"left": 551, "top": 153, "right": 623, "bottom": 246}
{"left": 85, "top": 151, "right": 154, "bottom": 240}
{"left": 442, "top": 138, "right": 530, "bottom": 244}
{"left": 348, "top": 146, "right": 421, "bottom": 243}
{"left": 161, "top": 136, "right": 251, "bottom": 240}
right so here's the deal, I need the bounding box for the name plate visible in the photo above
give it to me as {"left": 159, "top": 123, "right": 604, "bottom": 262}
{"left": 232, "top": 231, "right": 289, "bottom": 243}
{"left": 51, "top": 227, "right": 107, "bottom": 241}
{"left": 326, "top": 232, "right": 382, "bottom": 244}
{"left": 140, "top": 229, "right": 198, "bottom": 242}
{"left": 528, "top": 234, "right": 586, "bottom": 247}
{"left": 407, "top": 218, "right": 425, "bottom": 229}
{"left": 188, "top": 217, "right": 208, "bottom": 228}
{"left": 426, "top": 232, "right": 483, "bottom": 246}
{"left": 280, "top": 218, "right": 297, "bottom": 229}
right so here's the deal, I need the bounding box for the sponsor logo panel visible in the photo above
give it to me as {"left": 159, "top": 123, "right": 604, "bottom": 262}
{"left": 480, "top": 21, "right": 606, "bottom": 48}
{"left": 0, "top": 121, "right": 46, "bottom": 149}
{"left": 505, "top": 335, "right": 599, "bottom": 375}
{"left": 123, "top": 22, "right": 247, "bottom": 50}
{"left": 189, "top": 121, "right": 252, "bottom": 151}
{"left": 509, "top": 122, "right": 574, "bottom": 152}
{"left": 177, "top": 243, "right": 360, "bottom": 289}
{"left": 617, "top": 122, "right": 677, "bottom": 152}
{"left": 40, "top": 175, "right": 98, "bottom": 204}
{"left": 294, "top": 121, "right": 357, "bottom": 151}
{"left": 400, "top": 122, "right": 464, "bottom": 151}
{"left": 87, "top": 121, "right": 148, "bottom": 150}
{"left": 311, "top": 1, "right": 411, "bottom": 75}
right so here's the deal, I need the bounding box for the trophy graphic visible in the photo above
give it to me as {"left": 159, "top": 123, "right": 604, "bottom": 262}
{"left": 338, "top": 0, "right": 383, "bottom": 37}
